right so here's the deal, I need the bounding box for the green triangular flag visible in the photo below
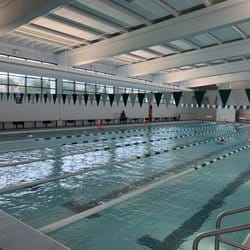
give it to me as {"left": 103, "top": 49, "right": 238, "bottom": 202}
{"left": 122, "top": 93, "right": 129, "bottom": 107}
{"left": 138, "top": 93, "right": 145, "bottom": 107}
{"left": 62, "top": 94, "right": 67, "bottom": 104}
{"left": 95, "top": 94, "right": 101, "bottom": 106}
{"left": 219, "top": 89, "right": 231, "bottom": 107}
{"left": 154, "top": 93, "right": 162, "bottom": 107}
{"left": 84, "top": 94, "right": 89, "bottom": 105}
{"left": 245, "top": 89, "right": 250, "bottom": 103}
{"left": 53, "top": 94, "right": 57, "bottom": 104}
{"left": 27, "top": 93, "right": 31, "bottom": 103}
{"left": 173, "top": 92, "right": 182, "bottom": 107}
{"left": 44, "top": 94, "right": 48, "bottom": 104}
{"left": 109, "top": 94, "right": 115, "bottom": 106}
{"left": 35, "top": 94, "right": 40, "bottom": 103}
{"left": 72, "top": 94, "right": 77, "bottom": 105}
{"left": 194, "top": 90, "right": 206, "bottom": 108}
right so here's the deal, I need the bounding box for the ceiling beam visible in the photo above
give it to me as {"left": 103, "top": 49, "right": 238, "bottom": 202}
{"left": 59, "top": 0, "right": 250, "bottom": 66}
{"left": 184, "top": 72, "right": 250, "bottom": 88}
{"left": 0, "top": 0, "right": 69, "bottom": 37}
{"left": 163, "top": 59, "right": 250, "bottom": 83}
{"left": 117, "top": 38, "right": 250, "bottom": 77}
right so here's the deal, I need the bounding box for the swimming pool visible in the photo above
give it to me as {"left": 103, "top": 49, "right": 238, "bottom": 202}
{"left": 0, "top": 121, "right": 249, "bottom": 249}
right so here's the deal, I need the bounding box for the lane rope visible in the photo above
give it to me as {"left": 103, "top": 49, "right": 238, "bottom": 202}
{"left": 38, "top": 143, "right": 250, "bottom": 234}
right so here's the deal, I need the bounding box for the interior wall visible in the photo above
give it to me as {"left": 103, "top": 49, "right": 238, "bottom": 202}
{"left": 0, "top": 97, "right": 217, "bottom": 130}
{"left": 216, "top": 108, "right": 236, "bottom": 122}
{"left": 236, "top": 109, "right": 250, "bottom": 121}
{"left": 0, "top": 97, "right": 179, "bottom": 122}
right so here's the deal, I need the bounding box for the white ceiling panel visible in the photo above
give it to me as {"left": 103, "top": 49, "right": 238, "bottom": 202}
{"left": 53, "top": 6, "right": 121, "bottom": 34}
{"left": 13, "top": 30, "right": 72, "bottom": 48}
{"left": 168, "top": 39, "right": 196, "bottom": 50}
{"left": 77, "top": 0, "right": 146, "bottom": 27}
{"left": 189, "top": 33, "right": 217, "bottom": 46}
{"left": 32, "top": 16, "right": 99, "bottom": 40}
{"left": 130, "top": 49, "right": 160, "bottom": 59}
{"left": 237, "top": 21, "right": 250, "bottom": 36}
{"left": 149, "top": 45, "right": 177, "bottom": 55}
{"left": 115, "top": 54, "right": 144, "bottom": 63}
{"left": 209, "top": 26, "right": 242, "bottom": 42}
{"left": 166, "top": 0, "right": 204, "bottom": 11}
{"left": 17, "top": 24, "right": 83, "bottom": 45}
{"left": 113, "top": 0, "right": 171, "bottom": 20}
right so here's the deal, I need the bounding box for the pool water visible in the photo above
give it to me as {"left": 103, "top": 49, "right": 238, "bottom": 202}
{"left": 0, "top": 121, "right": 249, "bottom": 250}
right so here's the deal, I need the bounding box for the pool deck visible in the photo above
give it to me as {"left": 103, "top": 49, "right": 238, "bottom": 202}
{"left": 0, "top": 210, "right": 70, "bottom": 250}
{"left": 0, "top": 120, "right": 198, "bottom": 135}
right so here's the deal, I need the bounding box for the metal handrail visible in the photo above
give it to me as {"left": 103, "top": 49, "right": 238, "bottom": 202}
{"left": 192, "top": 223, "right": 250, "bottom": 250}
{"left": 215, "top": 206, "right": 250, "bottom": 250}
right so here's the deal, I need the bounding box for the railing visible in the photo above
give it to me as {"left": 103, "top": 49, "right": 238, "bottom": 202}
{"left": 193, "top": 206, "right": 250, "bottom": 250}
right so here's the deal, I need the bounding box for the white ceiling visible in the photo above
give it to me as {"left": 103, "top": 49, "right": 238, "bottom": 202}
{"left": 0, "top": 0, "right": 250, "bottom": 90}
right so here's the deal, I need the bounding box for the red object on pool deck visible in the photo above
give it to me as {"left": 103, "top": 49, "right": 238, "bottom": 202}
{"left": 97, "top": 119, "right": 101, "bottom": 129}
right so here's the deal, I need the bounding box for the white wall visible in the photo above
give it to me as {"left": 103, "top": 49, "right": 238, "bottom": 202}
{"left": 216, "top": 107, "right": 236, "bottom": 122}
{"left": 0, "top": 97, "right": 179, "bottom": 122}
{"left": 0, "top": 96, "right": 217, "bottom": 129}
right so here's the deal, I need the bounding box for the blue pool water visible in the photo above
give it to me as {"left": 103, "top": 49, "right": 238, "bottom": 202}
{"left": 0, "top": 121, "right": 249, "bottom": 250}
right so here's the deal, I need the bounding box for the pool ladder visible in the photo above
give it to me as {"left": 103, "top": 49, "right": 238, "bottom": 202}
{"left": 193, "top": 205, "right": 250, "bottom": 250}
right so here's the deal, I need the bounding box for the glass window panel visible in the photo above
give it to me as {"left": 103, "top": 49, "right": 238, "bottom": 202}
{"left": 75, "top": 81, "right": 85, "bottom": 93}
{"left": 106, "top": 85, "right": 114, "bottom": 94}
{"left": 62, "top": 89, "right": 74, "bottom": 94}
{"left": 9, "top": 85, "right": 25, "bottom": 93}
{"left": 0, "top": 84, "right": 7, "bottom": 92}
{"left": 42, "top": 78, "right": 56, "bottom": 89}
{"left": 125, "top": 88, "right": 132, "bottom": 93}
{"left": 9, "top": 73, "right": 25, "bottom": 86}
{"left": 86, "top": 83, "right": 95, "bottom": 93}
{"left": 96, "top": 84, "right": 105, "bottom": 93}
{"left": 0, "top": 72, "right": 8, "bottom": 85}
{"left": 75, "top": 83, "right": 85, "bottom": 93}
{"left": 43, "top": 88, "right": 55, "bottom": 94}
{"left": 62, "top": 80, "right": 74, "bottom": 91}
{"left": 26, "top": 87, "right": 41, "bottom": 94}
{"left": 118, "top": 87, "right": 125, "bottom": 93}
{"left": 27, "top": 77, "right": 41, "bottom": 88}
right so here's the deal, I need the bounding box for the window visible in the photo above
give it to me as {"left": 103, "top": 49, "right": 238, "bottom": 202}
{"left": 62, "top": 79, "right": 74, "bottom": 94}
{"left": 42, "top": 77, "right": 56, "bottom": 94}
{"left": 0, "top": 72, "right": 8, "bottom": 93}
{"left": 26, "top": 75, "right": 41, "bottom": 93}
{"left": 117, "top": 87, "right": 125, "bottom": 93}
{"left": 125, "top": 87, "right": 132, "bottom": 93}
{"left": 75, "top": 81, "right": 85, "bottom": 93}
{"left": 106, "top": 85, "right": 114, "bottom": 94}
{"left": 85, "top": 83, "right": 95, "bottom": 93}
{"left": 9, "top": 73, "right": 25, "bottom": 93}
{"left": 96, "top": 84, "right": 105, "bottom": 93}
